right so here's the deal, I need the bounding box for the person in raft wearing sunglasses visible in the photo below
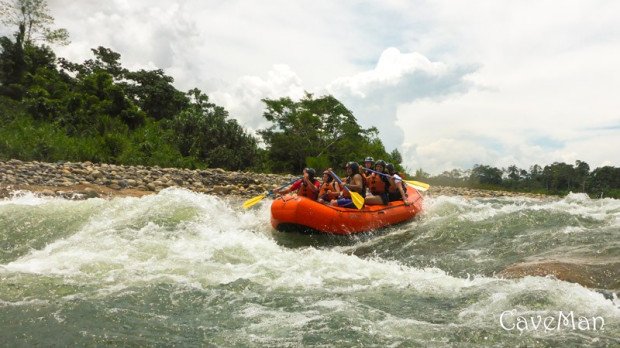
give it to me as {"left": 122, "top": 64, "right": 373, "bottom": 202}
{"left": 274, "top": 167, "right": 320, "bottom": 200}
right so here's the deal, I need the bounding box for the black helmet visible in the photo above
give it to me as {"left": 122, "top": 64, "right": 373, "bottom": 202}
{"left": 375, "top": 160, "right": 386, "bottom": 168}
{"left": 346, "top": 161, "right": 359, "bottom": 173}
{"left": 305, "top": 167, "right": 316, "bottom": 179}
{"left": 386, "top": 163, "right": 395, "bottom": 173}
{"left": 364, "top": 156, "right": 374, "bottom": 163}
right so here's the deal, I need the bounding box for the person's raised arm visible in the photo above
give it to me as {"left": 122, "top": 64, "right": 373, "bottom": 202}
{"left": 387, "top": 174, "right": 397, "bottom": 187}
{"left": 274, "top": 186, "right": 289, "bottom": 195}
{"left": 303, "top": 175, "right": 319, "bottom": 192}
{"left": 276, "top": 179, "right": 301, "bottom": 195}
{"left": 394, "top": 175, "right": 411, "bottom": 206}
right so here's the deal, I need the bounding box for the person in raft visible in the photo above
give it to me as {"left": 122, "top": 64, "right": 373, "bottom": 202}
{"left": 360, "top": 156, "right": 374, "bottom": 181}
{"left": 360, "top": 156, "right": 375, "bottom": 176}
{"left": 275, "top": 167, "right": 320, "bottom": 200}
{"left": 363, "top": 160, "right": 391, "bottom": 205}
{"left": 317, "top": 169, "right": 341, "bottom": 204}
{"left": 330, "top": 161, "right": 366, "bottom": 208}
{"left": 386, "top": 163, "right": 411, "bottom": 206}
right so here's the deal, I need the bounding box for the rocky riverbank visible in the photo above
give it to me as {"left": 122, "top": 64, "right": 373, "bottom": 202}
{"left": 0, "top": 159, "right": 296, "bottom": 199}
{"left": 0, "top": 159, "right": 548, "bottom": 200}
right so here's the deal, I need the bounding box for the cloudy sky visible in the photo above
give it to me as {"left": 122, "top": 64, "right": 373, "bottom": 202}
{"left": 23, "top": 1, "right": 620, "bottom": 173}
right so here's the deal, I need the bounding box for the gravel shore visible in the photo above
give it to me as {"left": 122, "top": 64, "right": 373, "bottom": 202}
{"left": 0, "top": 159, "right": 548, "bottom": 200}
{"left": 0, "top": 159, "right": 296, "bottom": 199}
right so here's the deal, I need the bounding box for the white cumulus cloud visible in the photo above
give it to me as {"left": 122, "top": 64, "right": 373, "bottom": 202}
{"left": 209, "top": 65, "right": 305, "bottom": 132}
{"left": 326, "top": 47, "right": 476, "bottom": 151}
{"left": 17, "top": 0, "right": 618, "bottom": 173}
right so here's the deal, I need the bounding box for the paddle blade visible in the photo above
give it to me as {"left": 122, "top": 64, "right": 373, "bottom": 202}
{"left": 350, "top": 191, "right": 365, "bottom": 210}
{"left": 404, "top": 180, "right": 430, "bottom": 192}
{"left": 242, "top": 194, "right": 267, "bottom": 209}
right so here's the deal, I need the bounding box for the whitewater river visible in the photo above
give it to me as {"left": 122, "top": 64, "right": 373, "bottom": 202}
{"left": 1, "top": 188, "right": 618, "bottom": 346}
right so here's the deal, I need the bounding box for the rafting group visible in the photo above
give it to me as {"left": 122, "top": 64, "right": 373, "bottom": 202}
{"left": 274, "top": 157, "right": 412, "bottom": 209}
{"left": 259, "top": 157, "right": 429, "bottom": 233}
{"left": 265, "top": 157, "right": 427, "bottom": 233}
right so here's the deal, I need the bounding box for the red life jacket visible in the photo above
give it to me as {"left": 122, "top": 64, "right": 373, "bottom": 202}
{"left": 367, "top": 173, "right": 389, "bottom": 194}
{"left": 297, "top": 179, "right": 319, "bottom": 200}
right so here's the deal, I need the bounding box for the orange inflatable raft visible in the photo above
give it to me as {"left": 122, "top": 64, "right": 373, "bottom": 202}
{"left": 271, "top": 186, "right": 423, "bottom": 234}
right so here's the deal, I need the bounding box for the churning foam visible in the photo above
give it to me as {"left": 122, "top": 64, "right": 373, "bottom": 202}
{"left": 0, "top": 190, "right": 57, "bottom": 206}
{"left": 1, "top": 188, "right": 617, "bottom": 319}
{"left": 1, "top": 189, "right": 494, "bottom": 294}
{"left": 422, "top": 193, "right": 619, "bottom": 226}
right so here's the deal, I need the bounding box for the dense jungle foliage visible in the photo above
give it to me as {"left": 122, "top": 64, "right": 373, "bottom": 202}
{"left": 1, "top": 0, "right": 618, "bottom": 197}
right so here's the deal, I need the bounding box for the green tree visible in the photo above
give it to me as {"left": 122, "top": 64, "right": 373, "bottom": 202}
{"left": 65, "top": 70, "right": 145, "bottom": 135}
{"left": 0, "top": 0, "right": 69, "bottom": 46}
{"left": 0, "top": 26, "right": 26, "bottom": 98}
{"left": 1, "top": 0, "right": 67, "bottom": 100}
{"left": 574, "top": 160, "right": 590, "bottom": 192}
{"left": 505, "top": 165, "right": 520, "bottom": 181}
{"left": 18, "top": 45, "right": 145, "bottom": 137}
{"left": 123, "top": 69, "right": 189, "bottom": 120}
{"left": 59, "top": 47, "right": 188, "bottom": 121}
{"left": 59, "top": 46, "right": 126, "bottom": 79}
{"left": 390, "top": 148, "right": 403, "bottom": 164}
{"left": 469, "top": 164, "right": 503, "bottom": 186}
{"left": 587, "top": 166, "right": 620, "bottom": 198}
{"left": 259, "top": 92, "right": 397, "bottom": 173}
{"left": 542, "top": 162, "right": 575, "bottom": 192}
{"left": 524, "top": 164, "right": 544, "bottom": 190}
{"left": 504, "top": 165, "right": 526, "bottom": 189}
{"left": 169, "top": 89, "right": 257, "bottom": 170}
{"left": 22, "top": 62, "right": 67, "bottom": 121}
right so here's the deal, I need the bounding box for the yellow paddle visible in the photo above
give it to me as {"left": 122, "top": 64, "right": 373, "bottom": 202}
{"left": 403, "top": 179, "right": 430, "bottom": 191}
{"left": 366, "top": 168, "right": 430, "bottom": 192}
{"left": 242, "top": 194, "right": 268, "bottom": 209}
{"left": 329, "top": 171, "right": 364, "bottom": 210}
{"left": 242, "top": 177, "right": 302, "bottom": 209}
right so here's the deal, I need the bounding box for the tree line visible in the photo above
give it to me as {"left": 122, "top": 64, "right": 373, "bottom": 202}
{"left": 418, "top": 162, "right": 620, "bottom": 198}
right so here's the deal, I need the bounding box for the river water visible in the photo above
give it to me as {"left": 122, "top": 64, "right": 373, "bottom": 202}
{"left": 1, "top": 188, "right": 618, "bottom": 346}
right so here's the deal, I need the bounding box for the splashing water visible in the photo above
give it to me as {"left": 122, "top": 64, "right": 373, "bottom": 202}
{"left": 1, "top": 188, "right": 618, "bottom": 346}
